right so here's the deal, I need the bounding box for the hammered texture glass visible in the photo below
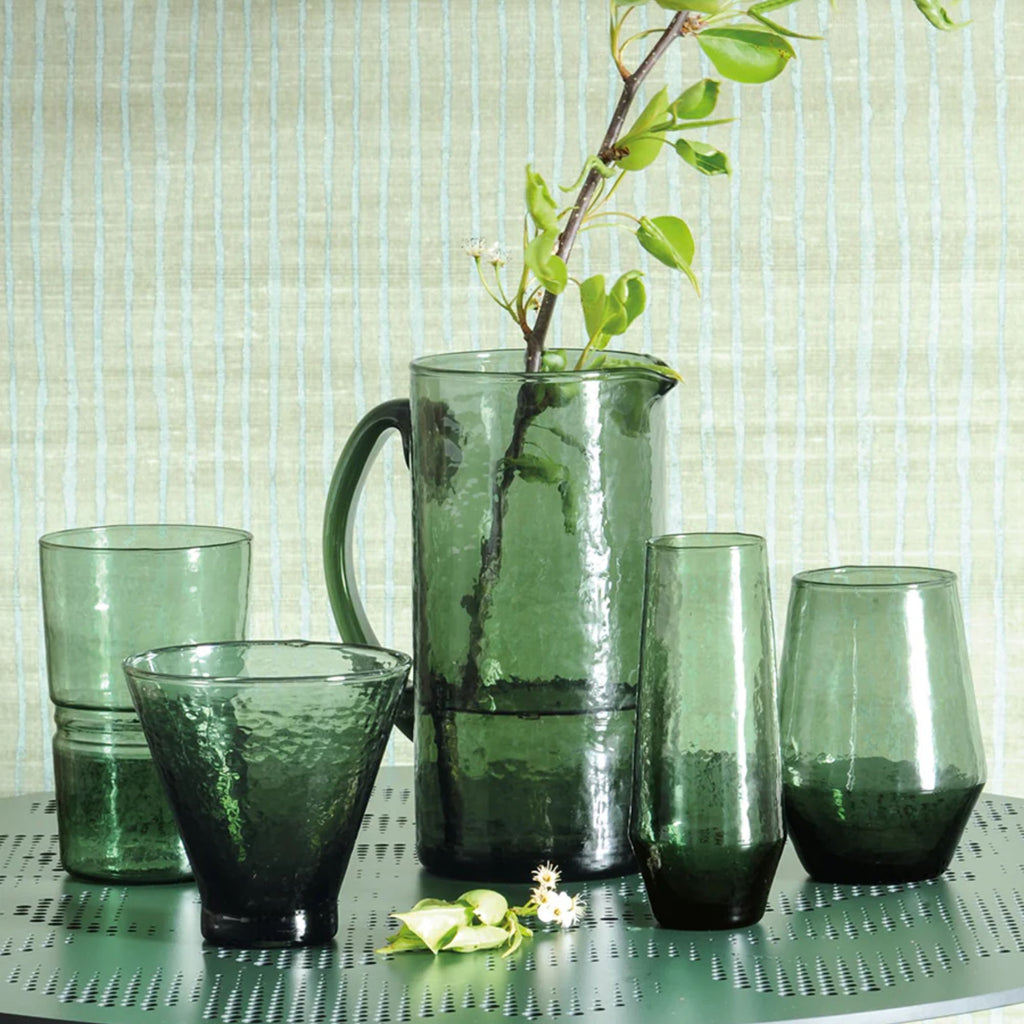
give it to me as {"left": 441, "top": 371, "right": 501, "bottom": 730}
{"left": 39, "top": 524, "right": 251, "bottom": 882}
{"left": 325, "top": 349, "right": 675, "bottom": 880}
{"left": 630, "top": 533, "right": 784, "bottom": 930}
{"left": 778, "top": 566, "right": 987, "bottom": 884}
{"left": 124, "top": 640, "right": 411, "bottom": 948}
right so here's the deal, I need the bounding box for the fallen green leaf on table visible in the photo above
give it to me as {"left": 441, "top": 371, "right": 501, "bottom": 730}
{"left": 376, "top": 863, "right": 584, "bottom": 958}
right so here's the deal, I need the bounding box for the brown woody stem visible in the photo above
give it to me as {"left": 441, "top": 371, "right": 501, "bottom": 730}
{"left": 523, "top": 10, "right": 689, "bottom": 371}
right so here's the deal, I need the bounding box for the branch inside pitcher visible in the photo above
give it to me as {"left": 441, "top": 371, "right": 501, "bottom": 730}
{"left": 460, "top": 384, "right": 544, "bottom": 691}
{"left": 452, "top": 0, "right": 960, "bottom": 692}
{"left": 458, "top": 10, "right": 690, "bottom": 690}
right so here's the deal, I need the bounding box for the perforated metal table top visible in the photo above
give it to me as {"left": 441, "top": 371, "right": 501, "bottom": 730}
{"left": 1, "top": 770, "right": 1023, "bottom": 1024}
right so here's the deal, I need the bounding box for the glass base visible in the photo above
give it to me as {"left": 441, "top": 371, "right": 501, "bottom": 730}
{"left": 201, "top": 903, "right": 338, "bottom": 948}
{"left": 632, "top": 837, "right": 784, "bottom": 931}
{"left": 783, "top": 767, "right": 983, "bottom": 884}
{"left": 415, "top": 683, "right": 637, "bottom": 883}
{"left": 53, "top": 710, "right": 191, "bottom": 883}
{"left": 645, "top": 901, "right": 769, "bottom": 931}
{"left": 62, "top": 860, "right": 192, "bottom": 884}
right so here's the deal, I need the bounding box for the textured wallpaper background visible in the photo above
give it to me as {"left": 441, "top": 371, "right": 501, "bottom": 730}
{"left": 1, "top": 4, "right": 1022, "bottom": 1014}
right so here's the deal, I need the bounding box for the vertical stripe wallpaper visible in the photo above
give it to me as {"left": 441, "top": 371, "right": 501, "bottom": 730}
{"left": 0, "top": 5, "right": 1021, "bottom": 1014}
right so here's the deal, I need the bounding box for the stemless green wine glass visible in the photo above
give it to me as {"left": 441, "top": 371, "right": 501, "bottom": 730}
{"left": 40, "top": 524, "right": 251, "bottom": 882}
{"left": 778, "top": 566, "right": 986, "bottom": 884}
{"left": 630, "top": 533, "right": 785, "bottom": 930}
{"left": 124, "top": 640, "right": 411, "bottom": 948}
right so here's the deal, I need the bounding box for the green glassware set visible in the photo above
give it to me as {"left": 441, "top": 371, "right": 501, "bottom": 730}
{"left": 39, "top": 524, "right": 411, "bottom": 949}
{"left": 39, "top": 352, "right": 986, "bottom": 946}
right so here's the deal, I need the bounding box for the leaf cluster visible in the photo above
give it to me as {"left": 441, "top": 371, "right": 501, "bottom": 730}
{"left": 466, "top": 0, "right": 964, "bottom": 372}
{"left": 376, "top": 889, "right": 533, "bottom": 958}
{"left": 474, "top": 0, "right": 806, "bottom": 372}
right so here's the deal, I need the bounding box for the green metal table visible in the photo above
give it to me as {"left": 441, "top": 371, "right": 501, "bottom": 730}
{"left": 1, "top": 767, "right": 1023, "bottom": 1023}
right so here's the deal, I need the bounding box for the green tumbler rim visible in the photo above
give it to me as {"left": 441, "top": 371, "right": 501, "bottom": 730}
{"left": 647, "top": 531, "right": 766, "bottom": 551}
{"left": 123, "top": 639, "right": 412, "bottom": 688}
{"left": 792, "top": 565, "right": 957, "bottom": 590}
{"left": 40, "top": 523, "right": 253, "bottom": 552}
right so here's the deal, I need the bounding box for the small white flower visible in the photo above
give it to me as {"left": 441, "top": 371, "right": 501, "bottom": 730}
{"left": 531, "top": 885, "right": 554, "bottom": 912}
{"left": 531, "top": 862, "right": 561, "bottom": 890}
{"left": 535, "top": 890, "right": 584, "bottom": 928}
{"left": 485, "top": 242, "right": 508, "bottom": 267}
{"left": 462, "top": 237, "right": 488, "bottom": 259}
{"left": 561, "top": 892, "right": 586, "bottom": 928}
{"left": 536, "top": 889, "right": 572, "bottom": 925}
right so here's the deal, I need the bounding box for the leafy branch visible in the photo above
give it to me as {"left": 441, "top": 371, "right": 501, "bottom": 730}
{"left": 466, "top": 0, "right": 964, "bottom": 374}
{"left": 456, "top": 0, "right": 963, "bottom": 700}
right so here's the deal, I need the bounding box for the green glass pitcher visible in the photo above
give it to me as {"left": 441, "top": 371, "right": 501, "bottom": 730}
{"left": 324, "top": 349, "right": 676, "bottom": 880}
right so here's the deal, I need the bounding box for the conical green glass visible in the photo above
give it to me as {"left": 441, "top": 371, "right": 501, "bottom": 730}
{"left": 325, "top": 349, "right": 676, "bottom": 880}
{"left": 125, "top": 641, "right": 411, "bottom": 948}
{"left": 629, "top": 533, "right": 785, "bottom": 929}
{"left": 778, "top": 566, "right": 987, "bottom": 884}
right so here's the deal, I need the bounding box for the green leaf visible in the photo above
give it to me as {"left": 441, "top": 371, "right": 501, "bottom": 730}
{"left": 599, "top": 294, "right": 629, "bottom": 339}
{"left": 539, "top": 348, "right": 568, "bottom": 372}
{"left": 615, "top": 87, "right": 671, "bottom": 171}
{"left": 578, "top": 272, "right": 645, "bottom": 345}
{"left": 748, "top": 0, "right": 804, "bottom": 13}
{"left": 376, "top": 922, "right": 432, "bottom": 955}
{"left": 674, "top": 138, "right": 731, "bottom": 176}
{"left": 558, "top": 476, "right": 580, "bottom": 536}
{"left": 595, "top": 273, "right": 644, "bottom": 339}
{"left": 524, "top": 231, "right": 568, "bottom": 293}
{"left": 534, "top": 379, "right": 579, "bottom": 408}
{"left": 669, "top": 78, "right": 720, "bottom": 121}
{"left": 459, "top": 889, "right": 509, "bottom": 927}
{"left": 636, "top": 215, "right": 697, "bottom": 290}
{"left": 609, "top": 271, "right": 646, "bottom": 330}
{"left": 622, "top": 86, "right": 671, "bottom": 140}
{"left": 525, "top": 165, "right": 559, "bottom": 233}
{"left": 910, "top": 0, "right": 968, "bottom": 30}
{"left": 378, "top": 891, "right": 527, "bottom": 956}
{"left": 747, "top": 0, "right": 823, "bottom": 39}
{"left": 598, "top": 353, "right": 684, "bottom": 384}
{"left": 442, "top": 923, "right": 513, "bottom": 953}
{"left": 697, "top": 28, "right": 796, "bottom": 84}
{"left": 502, "top": 453, "right": 565, "bottom": 485}
{"left": 609, "top": 379, "right": 658, "bottom": 436}
{"left": 615, "top": 134, "right": 664, "bottom": 172}
{"left": 656, "top": 0, "right": 728, "bottom": 11}
{"left": 579, "top": 274, "right": 608, "bottom": 341}
{"left": 501, "top": 913, "right": 533, "bottom": 958}
{"left": 665, "top": 117, "right": 735, "bottom": 132}
{"left": 538, "top": 423, "right": 588, "bottom": 454}
{"left": 391, "top": 900, "right": 474, "bottom": 954}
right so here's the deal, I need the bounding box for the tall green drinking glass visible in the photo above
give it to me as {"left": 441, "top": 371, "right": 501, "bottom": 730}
{"left": 325, "top": 349, "right": 676, "bottom": 880}
{"left": 630, "top": 533, "right": 785, "bottom": 929}
{"left": 778, "top": 566, "right": 987, "bottom": 884}
{"left": 40, "top": 524, "right": 251, "bottom": 882}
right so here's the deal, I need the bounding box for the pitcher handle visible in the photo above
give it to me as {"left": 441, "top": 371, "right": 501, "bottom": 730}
{"left": 323, "top": 398, "right": 415, "bottom": 738}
